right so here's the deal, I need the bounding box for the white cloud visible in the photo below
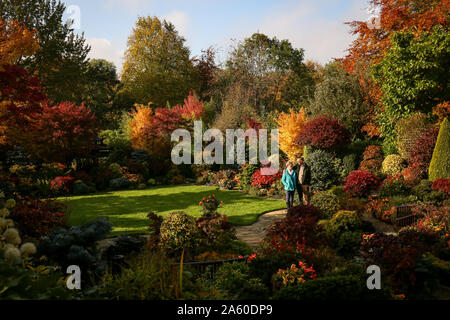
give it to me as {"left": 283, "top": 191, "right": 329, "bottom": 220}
{"left": 257, "top": 0, "right": 368, "bottom": 65}
{"left": 162, "top": 11, "right": 190, "bottom": 39}
{"left": 86, "top": 38, "right": 125, "bottom": 72}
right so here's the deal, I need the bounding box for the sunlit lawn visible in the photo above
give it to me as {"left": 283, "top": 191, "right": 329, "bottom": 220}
{"left": 63, "top": 184, "right": 285, "bottom": 236}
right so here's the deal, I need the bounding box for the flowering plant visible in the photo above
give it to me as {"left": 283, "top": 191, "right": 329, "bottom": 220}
{"left": 365, "top": 196, "right": 394, "bottom": 223}
{"left": 274, "top": 261, "right": 317, "bottom": 288}
{"left": 199, "top": 194, "right": 223, "bottom": 216}
{"left": 250, "top": 169, "right": 282, "bottom": 189}
{"left": 49, "top": 176, "right": 75, "bottom": 194}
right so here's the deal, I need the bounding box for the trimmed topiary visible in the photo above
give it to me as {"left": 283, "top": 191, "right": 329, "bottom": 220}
{"left": 429, "top": 118, "right": 450, "bottom": 181}
{"left": 310, "top": 191, "right": 339, "bottom": 219}
{"left": 159, "top": 211, "right": 199, "bottom": 254}
{"left": 382, "top": 154, "right": 406, "bottom": 177}
{"left": 305, "top": 149, "right": 340, "bottom": 191}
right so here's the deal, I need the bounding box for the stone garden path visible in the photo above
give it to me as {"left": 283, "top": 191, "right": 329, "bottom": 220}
{"left": 235, "top": 208, "right": 396, "bottom": 249}
{"left": 235, "top": 209, "right": 287, "bottom": 249}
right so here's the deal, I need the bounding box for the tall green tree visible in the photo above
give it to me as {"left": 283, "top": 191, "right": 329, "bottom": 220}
{"left": 372, "top": 26, "right": 450, "bottom": 154}
{"left": 0, "top": 0, "right": 91, "bottom": 103}
{"left": 121, "top": 16, "right": 200, "bottom": 107}
{"left": 216, "top": 33, "right": 313, "bottom": 116}
{"left": 83, "top": 59, "right": 120, "bottom": 127}
{"left": 308, "top": 61, "right": 370, "bottom": 137}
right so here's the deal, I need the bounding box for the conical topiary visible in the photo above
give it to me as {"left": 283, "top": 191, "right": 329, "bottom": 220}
{"left": 428, "top": 118, "right": 450, "bottom": 181}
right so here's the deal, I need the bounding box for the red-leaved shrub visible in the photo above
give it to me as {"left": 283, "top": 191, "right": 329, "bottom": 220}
{"left": 297, "top": 117, "right": 350, "bottom": 149}
{"left": 49, "top": 176, "right": 75, "bottom": 194}
{"left": 10, "top": 198, "right": 67, "bottom": 239}
{"left": 431, "top": 178, "right": 450, "bottom": 196}
{"left": 408, "top": 127, "right": 439, "bottom": 175}
{"left": 401, "top": 164, "right": 424, "bottom": 187}
{"left": 251, "top": 169, "right": 282, "bottom": 188}
{"left": 287, "top": 204, "right": 321, "bottom": 219}
{"left": 343, "top": 170, "right": 380, "bottom": 197}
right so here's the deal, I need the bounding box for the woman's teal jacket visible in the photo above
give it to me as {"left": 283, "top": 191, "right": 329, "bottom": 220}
{"left": 282, "top": 169, "right": 297, "bottom": 191}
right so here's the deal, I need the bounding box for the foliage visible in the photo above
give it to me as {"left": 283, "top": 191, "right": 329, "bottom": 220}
{"left": 372, "top": 27, "right": 450, "bottom": 154}
{"left": 50, "top": 176, "right": 75, "bottom": 195}
{"left": 0, "top": 0, "right": 91, "bottom": 102}
{"left": 359, "top": 230, "right": 441, "bottom": 295}
{"left": 286, "top": 204, "right": 321, "bottom": 220}
{"left": 216, "top": 32, "right": 312, "bottom": 115}
{"left": 320, "top": 211, "right": 365, "bottom": 240}
{"left": 409, "top": 127, "right": 439, "bottom": 176}
{"left": 195, "top": 213, "right": 236, "bottom": 253}
{"left": 310, "top": 191, "right": 339, "bottom": 219}
{"left": 250, "top": 169, "right": 282, "bottom": 189}
{"left": 396, "top": 113, "right": 431, "bottom": 160}
{"left": 147, "top": 211, "right": 163, "bottom": 244}
{"left": 342, "top": 154, "right": 358, "bottom": 178}
{"left": 359, "top": 145, "right": 383, "bottom": 175}
{"left": 343, "top": 170, "right": 380, "bottom": 197}
{"left": 366, "top": 197, "right": 394, "bottom": 223}
{"left": 431, "top": 178, "right": 450, "bottom": 196}
{"left": 404, "top": 204, "right": 449, "bottom": 239}
{"left": 237, "top": 164, "right": 259, "bottom": 190}
{"left": 297, "top": 117, "right": 350, "bottom": 149}
{"left": 305, "top": 149, "right": 340, "bottom": 191}
{"left": 307, "top": 61, "right": 370, "bottom": 136}
{"left": 401, "top": 164, "right": 424, "bottom": 188}
{"left": 38, "top": 217, "right": 112, "bottom": 271}
{"left": 211, "top": 262, "right": 269, "bottom": 300}
{"left": 95, "top": 250, "right": 183, "bottom": 300}
{"left": 199, "top": 194, "right": 223, "bottom": 217}
{"left": 121, "top": 16, "right": 200, "bottom": 107}
{"left": 429, "top": 118, "right": 450, "bottom": 180}
{"left": 275, "top": 108, "right": 306, "bottom": 160}
{"left": 273, "top": 275, "right": 390, "bottom": 300}
{"left": 212, "top": 170, "right": 237, "bottom": 190}
{"left": 0, "top": 64, "right": 45, "bottom": 146}
{"left": 0, "top": 260, "right": 70, "bottom": 300}
{"left": 273, "top": 261, "right": 317, "bottom": 288}
{"left": 32, "top": 102, "right": 98, "bottom": 164}
{"left": 379, "top": 175, "right": 408, "bottom": 198}
{"left": 10, "top": 197, "right": 66, "bottom": 240}
{"left": 382, "top": 154, "right": 406, "bottom": 177}
{"left": 0, "top": 18, "right": 38, "bottom": 66}
{"left": 159, "top": 211, "right": 199, "bottom": 254}
{"left": 109, "top": 177, "right": 130, "bottom": 190}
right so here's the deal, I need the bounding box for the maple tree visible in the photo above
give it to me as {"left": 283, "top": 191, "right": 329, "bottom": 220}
{"left": 0, "top": 64, "right": 46, "bottom": 146}
{"left": 275, "top": 109, "right": 306, "bottom": 160}
{"left": 0, "top": 18, "right": 39, "bottom": 68}
{"left": 297, "top": 117, "right": 350, "bottom": 149}
{"left": 31, "top": 102, "right": 98, "bottom": 164}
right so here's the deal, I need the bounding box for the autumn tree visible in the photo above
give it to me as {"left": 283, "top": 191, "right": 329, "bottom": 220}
{"left": 0, "top": 0, "right": 91, "bottom": 103}
{"left": 121, "top": 16, "right": 200, "bottom": 107}
{"left": 0, "top": 19, "right": 39, "bottom": 67}
{"left": 192, "top": 47, "right": 219, "bottom": 100}
{"left": 372, "top": 26, "right": 450, "bottom": 153}
{"left": 31, "top": 102, "right": 98, "bottom": 164}
{"left": 275, "top": 108, "right": 306, "bottom": 160}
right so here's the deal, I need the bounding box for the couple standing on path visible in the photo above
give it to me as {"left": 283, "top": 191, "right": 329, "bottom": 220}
{"left": 281, "top": 156, "right": 311, "bottom": 209}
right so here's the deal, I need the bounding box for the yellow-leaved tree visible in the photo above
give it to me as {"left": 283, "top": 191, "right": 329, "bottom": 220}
{"left": 276, "top": 108, "right": 306, "bottom": 160}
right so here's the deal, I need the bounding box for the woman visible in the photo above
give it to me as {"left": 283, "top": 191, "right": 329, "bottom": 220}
{"left": 282, "top": 161, "right": 297, "bottom": 209}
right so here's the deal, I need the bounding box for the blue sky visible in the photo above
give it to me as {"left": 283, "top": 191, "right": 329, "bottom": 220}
{"left": 61, "top": 0, "right": 372, "bottom": 72}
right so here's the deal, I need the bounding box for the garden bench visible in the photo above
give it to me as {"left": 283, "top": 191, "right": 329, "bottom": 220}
{"left": 393, "top": 204, "right": 422, "bottom": 231}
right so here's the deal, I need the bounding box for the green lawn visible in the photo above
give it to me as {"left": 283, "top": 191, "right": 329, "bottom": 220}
{"left": 63, "top": 185, "right": 285, "bottom": 235}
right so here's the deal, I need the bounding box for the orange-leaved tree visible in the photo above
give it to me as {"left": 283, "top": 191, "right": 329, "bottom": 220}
{"left": 0, "top": 19, "right": 39, "bottom": 68}
{"left": 275, "top": 108, "right": 306, "bottom": 161}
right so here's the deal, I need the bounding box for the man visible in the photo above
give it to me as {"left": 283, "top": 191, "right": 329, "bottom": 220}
{"left": 294, "top": 156, "right": 311, "bottom": 205}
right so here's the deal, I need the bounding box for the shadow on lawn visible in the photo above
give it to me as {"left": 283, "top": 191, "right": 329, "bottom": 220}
{"left": 66, "top": 186, "right": 283, "bottom": 228}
